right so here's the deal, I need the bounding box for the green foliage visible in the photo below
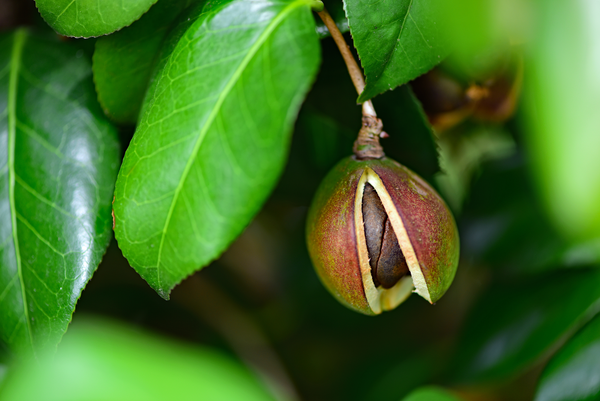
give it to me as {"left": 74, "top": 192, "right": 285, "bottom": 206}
{"left": 1, "top": 0, "right": 600, "bottom": 400}
{"left": 93, "top": 0, "right": 193, "bottom": 124}
{"left": 35, "top": 0, "right": 158, "bottom": 37}
{"left": 0, "top": 30, "right": 119, "bottom": 356}
{"left": 344, "top": 0, "right": 449, "bottom": 102}
{"left": 525, "top": 0, "right": 600, "bottom": 243}
{"left": 461, "top": 157, "right": 600, "bottom": 276}
{"left": 451, "top": 269, "right": 600, "bottom": 384}
{"left": 402, "top": 386, "right": 463, "bottom": 401}
{"left": 0, "top": 318, "right": 276, "bottom": 401}
{"left": 112, "top": 0, "right": 320, "bottom": 298}
{"left": 535, "top": 314, "right": 600, "bottom": 401}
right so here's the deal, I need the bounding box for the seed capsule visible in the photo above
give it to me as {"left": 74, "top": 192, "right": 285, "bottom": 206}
{"left": 362, "top": 183, "right": 410, "bottom": 289}
{"left": 306, "top": 156, "right": 459, "bottom": 315}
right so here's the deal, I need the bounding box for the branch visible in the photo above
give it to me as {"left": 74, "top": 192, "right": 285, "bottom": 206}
{"left": 317, "top": 8, "right": 376, "bottom": 117}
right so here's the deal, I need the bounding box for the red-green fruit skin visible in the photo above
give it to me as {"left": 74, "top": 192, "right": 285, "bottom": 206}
{"left": 369, "top": 158, "right": 459, "bottom": 303}
{"left": 306, "top": 157, "right": 372, "bottom": 315}
{"left": 306, "top": 156, "right": 459, "bottom": 315}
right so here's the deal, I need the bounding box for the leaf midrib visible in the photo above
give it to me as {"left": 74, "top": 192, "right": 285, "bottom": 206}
{"left": 7, "top": 28, "right": 34, "bottom": 353}
{"left": 154, "top": 0, "right": 309, "bottom": 295}
{"left": 369, "top": 0, "right": 412, "bottom": 81}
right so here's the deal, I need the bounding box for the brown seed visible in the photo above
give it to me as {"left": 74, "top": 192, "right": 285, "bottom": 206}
{"left": 361, "top": 183, "right": 409, "bottom": 289}
{"left": 362, "top": 183, "right": 385, "bottom": 287}
{"left": 377, "top": 219, "right": 410, "bottom": 288}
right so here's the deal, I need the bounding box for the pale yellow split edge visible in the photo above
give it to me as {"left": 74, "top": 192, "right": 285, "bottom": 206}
{"left": 365, "top": 167, "right": 432, "bottom": 303}
{"left": 355, "top": 168, "right": 424, "bottom": 314}
{"left": 378, "top": 275, "right": 414, "bottom": 311}
{"left": 354, "top": 170, "right": 382, "bottom": 314}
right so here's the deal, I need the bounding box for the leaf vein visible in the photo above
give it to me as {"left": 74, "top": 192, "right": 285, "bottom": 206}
{"left": 7, "top": 28, "right": 35, "bottom": 354}
{"left": 0, "top": 275, "right": 18, "bottom": 304}
{"left": 16, "top": 212, "right": 66, "bottom": 258}
{"left": 409, "top": 13, "right": 432, "bottom": 48}
{"left": 153, "top": 0, "right": 307, "bottom": 290}
{"left": 377, "top": 0, "right": 413, "bottom": 77}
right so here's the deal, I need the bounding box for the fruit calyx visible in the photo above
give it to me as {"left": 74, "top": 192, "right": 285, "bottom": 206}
{"left": 353, "top": 115, "right": 385, "bottom": 160}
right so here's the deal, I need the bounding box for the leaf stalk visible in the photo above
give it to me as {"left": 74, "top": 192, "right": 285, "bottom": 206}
{"left": 316, "top": 8, "right": 376, "bottom": 117}
{"left": 316, "top": 8, "right": 383, "bottom": 158}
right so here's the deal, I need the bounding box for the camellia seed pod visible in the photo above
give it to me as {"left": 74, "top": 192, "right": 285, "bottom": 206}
{"left": 306, "top": 156, "right": 459, "bottom": 315}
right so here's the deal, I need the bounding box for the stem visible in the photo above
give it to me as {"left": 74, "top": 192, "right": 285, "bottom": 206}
{"left": 352, "top": 115, "right": 384, "bottom": 159}
{"left": 316, "top": 9, "right": 376, "bottom": 117}
{"left": 317, "top": 7, "right": 383, "bottom": 159}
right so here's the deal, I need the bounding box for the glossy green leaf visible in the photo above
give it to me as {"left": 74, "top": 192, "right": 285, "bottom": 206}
{"left": 343, "top": 0, "right": 448, "bottom": 102}
{"left": 0, "top": 30, "right": 120, "bottom": 357}
{"left": 535, "top": 314, "right": 600, "bottom": 401}
{"left": 525, "top": 0, "right": 600, "bottom": 242}
{"left": 93, "top": 0, "right": 192, "bottom": 124}
{"left": 35, "top": 0, "right": 158, "bottom": 38}
{"left": 402, "top": 386, "right": 463, "bottom": 401}
{"left": 0, "top": 318, "right": 276, "bottom": 401}
{"left": 451, "top": 269, "right": 600, "bottom": 384}
{"left": 113, "top": 0, "right": 320, "bottom": 298}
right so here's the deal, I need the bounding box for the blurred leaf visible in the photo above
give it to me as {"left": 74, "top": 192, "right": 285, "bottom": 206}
{"left": 0, "top": 30, "right": 120, "bottom": 357}
{"left": 34, "top": 0, "right": 158, "bottom": 38}
{"left": 364, "top": 349, "right": 444, "bottom": 401}
{"left": 402, "top": 386, "right": 463, "bottom": 401}
{"left": 0, "top": 365, "right": 6, "bottom": 386}
{"left": 525, "top": 0, "right": 600, "bottom": 243}
{"left": 535, "top": 314, "right": 600, "bottom": 401}
{"left": 93, "top": 0, "right": 193, "bottom": 124}
{"left": 435, "top": 124, "right": 516, "bottom": 212}
{"left": 461, "top": 155, "right": 600, "bottom": 276}
{"left": 440, "top": 0, "right": 532, "bottom": 78}
{"left": 0, "top": 318, "right": 276, "bottom": 401}
{"left": 451, "top": 269, "right": 600, "bottom": 384}
{"left": 113, "top": 0, "right": 320, "bottom": 299}
{"left": 343, "top": 0, "right": 448, "bottom": 102}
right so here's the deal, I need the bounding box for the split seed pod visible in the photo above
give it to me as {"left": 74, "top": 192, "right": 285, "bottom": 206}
{"left": 306, "top": 156, "right": 459, "bottom": 315}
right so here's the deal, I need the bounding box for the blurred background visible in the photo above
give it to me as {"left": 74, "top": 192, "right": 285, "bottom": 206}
{"left": 1, "top": 0, "right": 600, "bottom": 400}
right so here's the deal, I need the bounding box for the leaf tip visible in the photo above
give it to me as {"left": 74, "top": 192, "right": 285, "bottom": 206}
{"left": 157, "top": 288, "right": 171, "bottom": 301}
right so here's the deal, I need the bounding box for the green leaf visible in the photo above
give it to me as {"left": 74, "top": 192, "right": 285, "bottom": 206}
{"left": 93, "top": 0, "right": 193, "bottom": 125}
{"left": 113, "top": 0, "right": 320, "bottom": 298}
{"left": 343, "top": 0, "right": 449, "bottom": 102}
{"left": 535, "top": 314, "right": 600, "bottom": 401}
{"left": 35, "top": 0, "right": 158, "bottom": 38}
{"left": 0, "top": 30, "right": 120, "bottom": 357}
{"left": 451, "top": 269, "right": 600, "bottom": 384}
{"left": 525, "top": 0, "right": 600, "bottom": 243}
{"left": 0, "top": 318, "right": 276, "bottom": 401}
{"left": 401, "top": 386, "right": 463, "bottom": 401}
